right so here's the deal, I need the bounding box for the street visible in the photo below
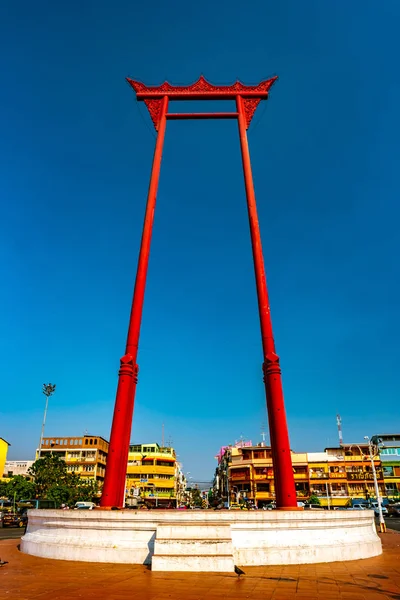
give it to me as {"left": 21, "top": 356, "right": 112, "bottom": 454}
{"left": 384, "top": 517, "right": 400, "bottom": 532}
{"left": 0, "top": 527, "right": 25, "bottom": 540}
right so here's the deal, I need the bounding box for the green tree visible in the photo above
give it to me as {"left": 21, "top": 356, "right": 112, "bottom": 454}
{"left": 308, "top": 494, "right": 321, "bottom": 505}
{"left": 46, "top": 477, "right": 98, "bottom": 507}
{"left": 5, "top": 476, "right": 36, "bottom": 502}
{"left": 28, "top": 454, "right": 98, "bottom": 507}
{"left": 0, "top": 480, "right": 8, "bottom": 498}
{"left": 28, "top": 454, "right": 68, "bottom": 498}
{"left": 191, "top": 488, "right": 202, "bottom": 507}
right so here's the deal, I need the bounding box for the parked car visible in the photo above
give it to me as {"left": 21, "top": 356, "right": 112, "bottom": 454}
{"left": 229, "top": 503, "right": 248, "bottom": 510}
{"left": 349, "top": 504, "right": 367, "bottom": 510}
{"left": 387, "top": 504, "right": 400, "bottom": 518}
{"left": 74, "top": 502, "right": 96, "bottom": 510}
{"left": 368, "top": 502, "right": 388, "bottom": 517}
{"left": 304, "top": 504, "right": 325, "bottom": 510}
{"left": 2, "top": 512, "right": 28, "bottom": 528}
{"left": 262, "top": 503, "right": 275, "bottom": 510}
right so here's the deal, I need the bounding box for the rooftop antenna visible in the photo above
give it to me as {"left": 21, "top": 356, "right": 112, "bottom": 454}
{"left": 336, "top": 414, "right": 343, "bottom": 445}
{"left": 260, "top": 422, "right": 267, "bottom": 446}
{"left": 162, "top": 423, "right": 165, "bottom": 447}
{"left": 167, "top": 435, "right": 173, "bottom": 448}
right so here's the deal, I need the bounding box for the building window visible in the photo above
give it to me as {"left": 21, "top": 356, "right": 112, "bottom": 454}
{"left": 256, "top": 483, "right": 270, "bottom": 492}
{"left": 254, "top": 452, "right": 265, "bottom": 459}
{"left": 293, "top": 467, "right": 307, "bottom": 475}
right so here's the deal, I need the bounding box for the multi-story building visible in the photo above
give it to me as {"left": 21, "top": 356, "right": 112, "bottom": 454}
{"left": 214, "top": 439, "right": 388, "bottom": 508}
{"left": 3, "top": 460, "right": 34, "bottom": 478}
{"left": 37, "top": 436, "right": 109, "bottom": 482}
{"left": 126, "top": 443, "right": 183, "bottom": 506}
{"left": 372, "top": 434, "right": 400, "bottom": 499}
{"left": 0, "top": 438, "right": 10, "bottom": 481}
{"left": 308, "top": 444, "right": 384, "bottom": 507}
{"left": 214, "top": 443, "right": 311, "bottom": 508}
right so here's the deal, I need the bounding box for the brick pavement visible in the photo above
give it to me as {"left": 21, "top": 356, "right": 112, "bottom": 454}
{"left": 0, "top": 532, "right": 399, "bottom": 600}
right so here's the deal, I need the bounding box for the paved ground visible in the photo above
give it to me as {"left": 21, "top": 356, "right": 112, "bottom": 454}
{"left": 0, "top": 531, "right": 400, "bottom": 600}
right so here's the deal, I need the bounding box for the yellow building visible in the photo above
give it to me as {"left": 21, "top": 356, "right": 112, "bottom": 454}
{"left": 126, "top": 443, "right": 181, "bottom": 506}
{"left": 215, "top": 440, "right": 387, "bottom": 508}
{"left": 308, "top": 444, "right": 384, "bottom": 507}
{"left": 225, "top": 444, "right": 310, "bottom": 507}
{"left": 38, "top": 435, "right": 109, "bottom": 482}
{"left": 0, "top": 438, "right": 10, "bottom": 481}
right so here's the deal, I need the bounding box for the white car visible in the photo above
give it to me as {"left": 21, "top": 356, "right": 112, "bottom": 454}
{"left": 75, "top": 502, "right": 95, "bottom": 510}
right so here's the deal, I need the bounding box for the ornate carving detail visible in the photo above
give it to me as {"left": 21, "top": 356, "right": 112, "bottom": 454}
{"left": 133, "top": 363, "right": 139, "bottom": 385}
{"left": 144, "top": 99, "right": 163, "bottom": 130}
{"left": 118, "top": 355, "right": 139, "bottom": 383}
{"left": 127, "top": 76, "right": 277, "bottom": 129}
{"left": 243, "top": 98, "right": 262, "bottom": 128}
{"left": 262, "top": 352, "right": 282, "bottom": 380}
{"left": 127, "top": 75, "right": 277, "bottom": 97}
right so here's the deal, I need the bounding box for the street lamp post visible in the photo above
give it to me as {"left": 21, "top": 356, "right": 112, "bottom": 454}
{"left": 364, "top": 436, "right": 386, "bottom": 533}
{"left": 38, "top": 383, "right": 56, "bottom": 459}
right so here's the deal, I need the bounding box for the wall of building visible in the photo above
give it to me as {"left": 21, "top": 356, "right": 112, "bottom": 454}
{"left": 38, "top": 436, "right": 109, "bottom": 482}
{"left": 3, "top": 460, "right": 34, "bottom": 478}
{"left": 126, "top": 443, "right": 182, "bottom": 506}
{"left": 0, "top": 438, "right": 10, "bottom": 481}
{"left": 214, "top": 440, "right": 391, "bottom": 508}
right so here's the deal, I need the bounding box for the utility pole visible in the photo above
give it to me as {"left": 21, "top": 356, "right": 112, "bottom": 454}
{"left": 325, "top": 481, "right": 331, "bottom": 510}
{"left": 364, "top": 436, "right": 386, "bottom": 533}
{"left": 38, "top": 383, "right": 56, "bottom": 459}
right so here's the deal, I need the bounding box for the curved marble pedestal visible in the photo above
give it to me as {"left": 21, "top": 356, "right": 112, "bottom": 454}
{"left": 21, "top": 508, "right": 382, "bottom": 571}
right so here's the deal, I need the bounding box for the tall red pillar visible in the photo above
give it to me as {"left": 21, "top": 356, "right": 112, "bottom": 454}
{"left": 236, "top": 95, "right": 298, "bottom": 509}
{"left": 100, "top": 95, "right": 169, "bottom": 507}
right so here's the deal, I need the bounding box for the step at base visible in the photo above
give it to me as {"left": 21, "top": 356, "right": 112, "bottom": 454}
{"left": 152, "top": 554, "right": 235, "bottom": 572}
{"left": 154, "top": 539, "right": 233, "bottom": 556}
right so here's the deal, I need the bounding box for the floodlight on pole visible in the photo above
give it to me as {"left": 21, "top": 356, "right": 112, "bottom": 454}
{"left": 38, "top": 383, "right": 56, "bottom": 459}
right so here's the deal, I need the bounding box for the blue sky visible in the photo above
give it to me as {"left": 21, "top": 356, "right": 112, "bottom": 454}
{"left": 1, "top": 1, "right": 399, "bottom": 480}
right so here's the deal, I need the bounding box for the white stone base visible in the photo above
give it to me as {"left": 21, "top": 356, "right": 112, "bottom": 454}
{"left": 21, "top": 509, "right": 382, "bottom": 571}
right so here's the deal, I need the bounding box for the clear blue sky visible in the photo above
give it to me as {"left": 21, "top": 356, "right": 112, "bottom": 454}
{"left": 1, "top": 1, "right": 399, "bottom": 480}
